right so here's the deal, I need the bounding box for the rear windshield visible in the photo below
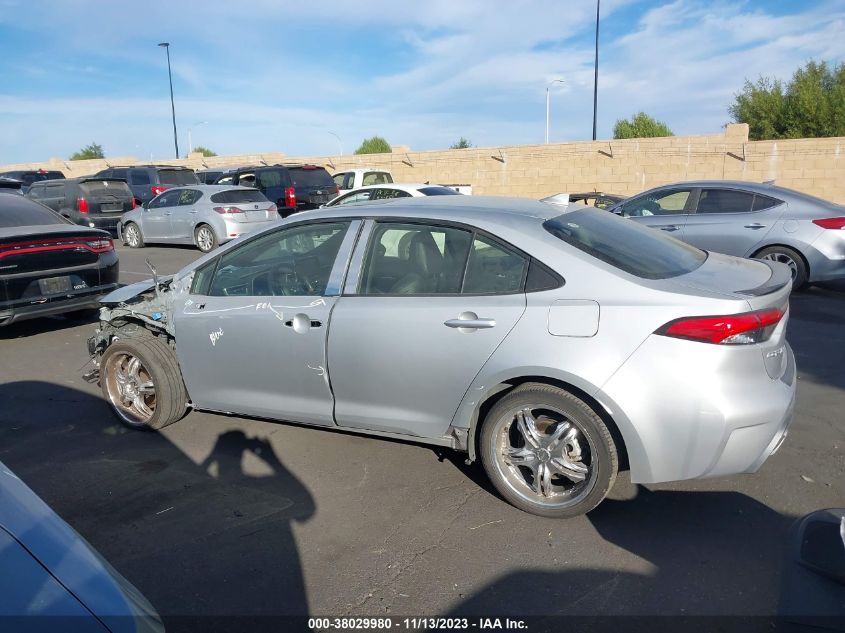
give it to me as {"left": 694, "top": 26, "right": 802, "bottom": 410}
{"left": 158, "top": 169, "right": 199, "bottom": 186}
{"left": 543, "top": 209, "right": 707, "bottom": 279}
{"left": 0, "top": 196, "right": 67, "bottom": 227}
{"left": 289, "top": 167, "right": 334, "bottom": 188}
{"left": 419, "top": 186, "right": 460, "bottom": 196}
{"left": 80, "top": 180, "right": 132, "bottom": 198}
{"left": 210, "top": 189, "right": 270, "bottom": 204}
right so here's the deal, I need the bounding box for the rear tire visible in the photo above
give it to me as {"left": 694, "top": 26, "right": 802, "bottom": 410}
{"left": 123, "top": 223, "right": 144, "bottom": 248}
{"left": 100, "top": 336, "right": 187, "bottom": 431}
{"left": 480, "top": 383, "right": 617, "bottom": 518}
{"left": 194, "top": 224, "right": 217, "bottom": 253}
{"left": 754, "top": 246, "right": 808, "bottom": 290}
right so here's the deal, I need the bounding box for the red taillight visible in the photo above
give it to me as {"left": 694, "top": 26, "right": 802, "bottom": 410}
{"left": 77, "top": 197, "right": 89, "bottom": 214}
{"left": 151, "top": 185, "right": 167, "bottom": 196}
{"left": 131, "top": 197, "right": 137, "bottom": 209}
{"left": 656, "top": 307, "right": 785, "bottom": 345}
{"left": 334, "top": 186, "right": 340, "bottom": 194}
{"left": 85, "top": 238, "right": 114, "bottom": 253}
{"left": 285, "top": 186, "right": 296, "bottom": 208}
{"left": 268, "top": 203, "right": 278, "bottom": 216}
{"left": 812, "top": 216, "right": 845, "bottom": 230}
{"left": 213, "top": 206, "right": 244, "bottom": 214}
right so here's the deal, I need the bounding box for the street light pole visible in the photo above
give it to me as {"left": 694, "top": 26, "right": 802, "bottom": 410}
{"left": 592, "top": 0, "right": 601, "bottom": 141}
{"left": 327, "top": 131, "right": 343, "bottom": 156}
{"left": 158, "top": 42, "right": 179, "bottom": 159}
{"left": 545, "top": 79, "right": 565, "bottom": 144}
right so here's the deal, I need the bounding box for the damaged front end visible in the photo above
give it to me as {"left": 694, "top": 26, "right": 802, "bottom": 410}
{"left": 84, "top": 261, "right": 191, "bottom": 383}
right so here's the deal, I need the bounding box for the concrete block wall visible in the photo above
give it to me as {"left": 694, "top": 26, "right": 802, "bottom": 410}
{"left": 3, "top": 124, "right": 844, "bottom": 202}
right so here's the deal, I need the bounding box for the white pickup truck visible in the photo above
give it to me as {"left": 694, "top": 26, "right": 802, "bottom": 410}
{"left": 331, "top": 169, "right": 393, "bottom": 195}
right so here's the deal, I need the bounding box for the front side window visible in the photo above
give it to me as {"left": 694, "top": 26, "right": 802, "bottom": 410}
{"left": 238, "top": 172, "right": 258, "bottom": 189}
{"left": 333, "top": 190, "right": 373, "bottom": 206}
{"left": 216, "top": 175, "right": 235, "bottom": 186}
{"left": 362, "top": 171, "right": 392, "bottom": 186}
{"left": 111, "top": 168, "right": 128, "bottom": 180}
{"left": 359, "top": 223, "right": 473, "bottom": 295}
{"left": 332, "top": 173, "right": 347, "bottom": 188}
{"left": 208, "top": 222, "right": 350, "bottom": 297}
{"left": 149, "top": 190, "right": 181, "bottom": 208}
{"left": 544, "top": 208, "right": 706, "bottom": 280}
{"left": 695, "top": 189, "right": 755, "bottom": 214}
{"left": 620, "top": 189, "right": 692, "bottom": 217}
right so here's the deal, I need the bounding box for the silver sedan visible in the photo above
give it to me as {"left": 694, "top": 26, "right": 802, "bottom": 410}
{"left": 87, "top": 197, "right": 796, "bottom": 517}
{"left": 118, "top": 185, "right": 280, "bottom": 253}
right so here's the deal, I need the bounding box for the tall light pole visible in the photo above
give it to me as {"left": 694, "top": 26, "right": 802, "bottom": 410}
{"left": 327, "top": 131, "right": 344, "bottom": 156}
{"left": 158, "top": 42, "right": 179, "bottom": 159}
{"left": 545, "top": 79, "right": 566, "bottom": 144}
{"left": 592, "top": 0, "right": 601, "bottom": 141}
{"left": 188, "top": 121, "right": 208, "bottom": 154}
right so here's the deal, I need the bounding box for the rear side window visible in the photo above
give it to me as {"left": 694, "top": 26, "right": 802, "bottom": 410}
{"left": 462, "top": 236, "right": 527, "bottom": 294}
{"left": 696, "top": 189, "right": 755, "bottom": 214}
{"left": 544, "top": 209, "right": 706, "bottom": 280}
{"left": 289, "top": 167, "right": 334, "bottom": 188}
{"left": 257, "top": 170, "right": 285, "bottom": 188}
{"left": 111, "top": 168, "right": 128, "bottom": 180}
{"left": 158, "top": 169, "right": 199, "bottom": 186}
{"left": 0, "top": 196, "right": 67, "bottom": 227}
{"left": 130, "top": 170, "right": 151, "bottom": 186}
{"left": 419, "top": 186, "right": 460, "bottom": 196}
{"left": 752, "top": 194, "right": 782, "bottom": 211}
{"left": 210, "top": 190, "right": 269, "bottom": 204}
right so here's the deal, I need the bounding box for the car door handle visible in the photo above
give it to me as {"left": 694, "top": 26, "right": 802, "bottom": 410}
{"left": 744, "top": 223, "right": 767, "bottom": 229}
{"left": 658, "top": 225, "right": 680, "bottom": 232}
{"left": 189, "top": 210, "right": 198, "bottom": 214}
{"left": 284, "top": 318, "right": 322, "bottom": 328}
{"left": 444, "top": 317, "right": 496, "bottom": 329}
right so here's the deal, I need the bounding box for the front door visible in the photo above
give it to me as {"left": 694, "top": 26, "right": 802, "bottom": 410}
{"left": 173, "top": 220, "right": 359, "bottom": 425}
{"left": 329, "top": 221, "right": 527, "bottom": 439}
{"left": 143, "top": 189, "right": 180, "bottom": 240}
{"left": 170, "top": 188, "right": 202, "bottom": 240}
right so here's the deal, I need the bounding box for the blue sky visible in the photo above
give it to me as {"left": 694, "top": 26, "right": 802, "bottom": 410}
{"left": 1, "top": 0, "right": 844, "bottom": 163}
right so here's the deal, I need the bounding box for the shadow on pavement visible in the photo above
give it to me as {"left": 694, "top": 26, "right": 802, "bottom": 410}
{"left": 0, "top": 311, "right": 99, "bottom": 339}
{"left": 0, "top": 380, "right": 314, "bottom": 632}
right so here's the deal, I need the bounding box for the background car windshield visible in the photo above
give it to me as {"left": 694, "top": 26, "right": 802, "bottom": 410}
{"left": 0, "top": 197, "right": 67, "bottom": 227}
{"left": 289, "top": 169, "right": 334, "bottom": 188}
{"left": 419, "top": 186, "right": 460, "bottom": 196}
{"left": 544, "top": 209, "right": 706, "bottom": 279}
{"left": 158, "top": 170, "right": 199, "bottom": 186}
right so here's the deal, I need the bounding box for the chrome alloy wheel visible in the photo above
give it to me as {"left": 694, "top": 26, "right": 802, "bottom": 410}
{"left": 124, "top": 224, "right": 140, "bottom": 247}
{"left": 103, "top": 351, "right": 156, "bottom": 426}
{"left": 760, "top": 251, "right": 798, "bottom": 279}
{"left": 196, "top": 226, "right": 214, "bottom": 252}
{"left": 493, "top": 406, "right": 596, "bottom": 507}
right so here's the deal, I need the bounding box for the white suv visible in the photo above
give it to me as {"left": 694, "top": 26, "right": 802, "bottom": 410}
{"left": 331, "top": 169, "right": 393, "bottom": 196}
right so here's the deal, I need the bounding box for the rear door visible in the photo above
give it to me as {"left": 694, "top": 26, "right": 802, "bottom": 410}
{"left": 622, "top": 187, "right": 697, "bottom": 238}
{"left": 328, "top": 220, "right": 527, "bottom": 439}
{"left": 682, "top": 188, "right": 784, "bottom": 256}
{"left": 173, "top": 220, "right": 360, "bottom": 424}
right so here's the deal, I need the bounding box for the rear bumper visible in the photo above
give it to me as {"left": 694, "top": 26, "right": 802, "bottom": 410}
{"left": 0, "top": 284, "right": 119, "bottom": 325}
{"left": 806, "top": 231, "right": 845, "bottom": 282}
{"left": 598, "top": 336, "right": 797, "bottom": 484}
{"left": 67, "top": 212, "right": 122, "bottom": 232}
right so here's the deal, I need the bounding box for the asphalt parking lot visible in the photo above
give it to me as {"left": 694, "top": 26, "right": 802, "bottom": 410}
{"left": 1, "top": 243, "right": 843, "bottom": 630}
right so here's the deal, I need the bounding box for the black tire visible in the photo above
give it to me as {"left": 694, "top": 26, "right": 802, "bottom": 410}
{"left": 123, "top": 222, "right": 144, "bottom": 248}
{"left": 754, "top": 246, "right": 808, "bottom": 290}
{"left": 194, "top": 224, "right": 218, "bottom": 253}
{"left": 100, "top": 336, "right": 188, "bottom": 431}
{"left": 479, "top": 382, "right": 618, "bottom": 518}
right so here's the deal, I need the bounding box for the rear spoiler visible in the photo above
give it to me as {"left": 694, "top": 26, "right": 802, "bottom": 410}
{"left": 736, "top": 260, "right": 792, "bottom": 296}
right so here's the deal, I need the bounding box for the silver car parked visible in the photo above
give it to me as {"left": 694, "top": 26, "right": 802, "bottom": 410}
{"left": 87, "top": 197, "right": 796, "bottom": 518}
{"left": 118, "top": 185, "right": 280, "bottom": 253}
{"left": 609, "top": 180, "right": 845, "bottom": 289}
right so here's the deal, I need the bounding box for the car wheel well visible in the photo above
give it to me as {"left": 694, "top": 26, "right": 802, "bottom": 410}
{"left": 751, "top": 243, "right": 810, "bottom": 275}
{"left": 471, "top": 376, "right": 629, "bottom": 472}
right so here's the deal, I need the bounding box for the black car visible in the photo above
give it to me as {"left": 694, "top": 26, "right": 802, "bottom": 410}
{"left": 0, "top": 195, "right": 119, "bottom": 325}
{"left": 94, "top": 165, "right": 199, "bottom": 205}
{"left": 0, "top": 177, "right": 24, "bottom": 193}
{"left": 196, "top": 168, "right": 224, "bottom": 184}
{"left": 0, "top": 169, "right": 65, "bottom": 193}
{"left": 214, "top": 164, "right": 338, "bottom": 216}
{"left": 27, "top": 177, "right": 135, "bottom": 232}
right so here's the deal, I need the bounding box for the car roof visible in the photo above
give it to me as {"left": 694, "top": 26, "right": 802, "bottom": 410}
{"left": 636, "top": 180, "right": 842, "bottom": 208}
{"left": 335, "top": 168, "right": 392, "bottom": 174}
{"left": 155, "top": 184, "right": 259, "bottom": 192}
{"left": 303, "top": 195, "right": 561, "bottom": 224}
{"left": 346, "top": 183, "right": 445, "bottom": 192}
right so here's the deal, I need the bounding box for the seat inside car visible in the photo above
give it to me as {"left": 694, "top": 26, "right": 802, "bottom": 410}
{"left": 390, "top": 232, "right": 443, "bottom": 294}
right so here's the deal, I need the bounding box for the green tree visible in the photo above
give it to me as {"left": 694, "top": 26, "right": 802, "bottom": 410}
{"left": 613, "top": 112, "right": 674, "bottom": 139}
{"left": 354, "top": 136, "right": 392, "bottom": 154}
{"left": 192, "top": 146, "right": 217, "bottom": 157}
{"left": 729, "top": 60, "right": 845, "bottom": 140}
{"left": 450, "top": 137, "right": 472, "bottom": 149}
{"left": 69, "top": 142, "right": 105, "bottom": 160}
